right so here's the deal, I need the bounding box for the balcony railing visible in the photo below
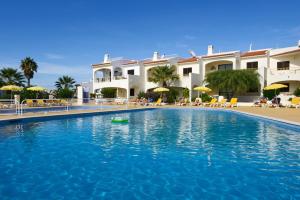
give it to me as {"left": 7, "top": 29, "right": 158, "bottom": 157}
{"left": 113, "top": 76, "right": 127, "bottom": 80}
{"left": 95, "top": 77, "right": 111, "bottom": 83}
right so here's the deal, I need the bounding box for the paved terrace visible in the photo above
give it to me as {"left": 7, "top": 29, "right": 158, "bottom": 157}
{"left": 0, "top": 105, "right": 299, "bottom": 126}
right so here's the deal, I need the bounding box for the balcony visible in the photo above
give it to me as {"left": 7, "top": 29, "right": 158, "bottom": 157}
{"left": 267, "top": 68, "right": 300, "bottom": 84}
{"left": 94, "top": 75, "right": 141, "bottom": 90}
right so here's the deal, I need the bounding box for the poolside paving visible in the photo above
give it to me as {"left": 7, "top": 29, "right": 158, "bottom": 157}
{"left": 0, "top": 105, "right": 299, "bottom": 126}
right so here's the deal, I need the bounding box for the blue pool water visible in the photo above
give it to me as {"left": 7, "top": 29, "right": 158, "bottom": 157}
{"left": 0, "top": 108, "right": 300, "bottom": 199}
{"left": 0, "top": 105, "right": 116, "bottom": 115}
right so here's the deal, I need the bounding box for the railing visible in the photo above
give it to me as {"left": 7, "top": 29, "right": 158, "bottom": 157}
{"left": 95, "top": 77, "right": 111, "bottom": 83}
{"left": 0, "top": 97, "right": 142, "bottom": 116}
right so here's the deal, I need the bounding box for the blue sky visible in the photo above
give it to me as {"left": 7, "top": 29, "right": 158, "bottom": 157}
{"left": 0, "top": 0, "right": 300, "bottom": 88}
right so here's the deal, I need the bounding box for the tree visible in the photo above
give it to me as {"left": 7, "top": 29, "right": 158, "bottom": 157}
{"left": 205, "top": 69, "right": 260, "bottom": 98}
{"left": 20, "top": 57, "right": 38, "bottom": 87}
{"left": 0, "top": 67, "right": 25, "bottom": 86}
{"left": 55, "top": 76, "right": 76, "bottom": 90}
{"left": 148, "top": 65, "right": 179, "bottom": 87}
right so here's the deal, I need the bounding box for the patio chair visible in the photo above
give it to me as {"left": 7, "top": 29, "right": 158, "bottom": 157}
{"left": 37, "top": 99, "right": 45, "bottom": 107}
{"left": 289, "top": 97, "right": 300, "bottom": 108}
{"left": 217, "top": 98, "right": 227, "bottom": 107}
{"left": 192, "top": 97, "right": 202, "bottom": 106}
{"left": 204, "top": 98, "right": 217, "bottom": 107}
{"left": 227, "top": 98, "right": 238, "bottom": 107}
{"left": 155, "top": 98, "right": 162, "bottom": 106}
{"left": 26, "top": 99, "right": 34, "bottom": 107}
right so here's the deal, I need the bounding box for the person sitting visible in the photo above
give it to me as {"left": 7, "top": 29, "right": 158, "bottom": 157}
{"left": 253, "top": 97, "right": 268, "bottom": 107}
{"left": 270, "top": 97, "right": 281, "bottom": 107}
{"left": 192, "top": 97, "right": 202, "bottom": 106}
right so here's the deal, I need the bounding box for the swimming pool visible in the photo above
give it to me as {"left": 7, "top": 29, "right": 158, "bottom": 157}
{"left": 0, "top": 105, "right": 117, "bottom": 115}
{"left": 0, "top": 108, "right": 299, "bottom": 199}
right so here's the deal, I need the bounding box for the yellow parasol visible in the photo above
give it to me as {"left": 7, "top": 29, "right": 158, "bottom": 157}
{"left": 27, "top": 86, "right": 47, "bottom": 92}
{"left": 153, "top": 87, "right": 170, "bottom": 92}
{"left": 0, "top": 85, "right": 22, "bottom": 100}
{"left": 263, "top": 84, "right": 287, "bottom": 90}
{"left": 194, "top": 86, "right": 212, "bottom": 97}
{"left": 27, "top": 86, "right": 47, "bottom": 98}
{"left": 153, "top": 87, "right": 169, "bottom": 100}
{"left": 264, "top": 84, "right": 288, "bottom": 104}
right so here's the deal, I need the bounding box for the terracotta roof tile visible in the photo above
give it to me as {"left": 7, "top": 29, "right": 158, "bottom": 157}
{"left": 122, "top": 61, "right": 138, "bottom": 65}
{"left": 178, "top": 57, "right": 199, "bottom": 64}
{"left": 92, "top": 62, "right": 111, "bottom": 67}
{"left": 202, "top": 53, "right": 235, "bottom": 59}
{"left": 241, "top": 50, "right": 268, "bottom": 58}
{"left": 143, "top": 59, "right": 168, "bottom": 65}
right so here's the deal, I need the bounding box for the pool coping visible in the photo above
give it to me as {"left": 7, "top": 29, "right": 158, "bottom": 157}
{"left": 228, "top": 109, "right": 300, "bottom": 125}
{"left": 159, "top": 107, "right": 300, "bottom": 128}
{"left": 0, "top": 107, "right": 158, "bottom": 125}
{"left": 0, "top": 106, "right": 299, "bottom": 128}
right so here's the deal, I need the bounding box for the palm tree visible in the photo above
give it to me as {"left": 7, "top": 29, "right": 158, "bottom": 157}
{"left": 205, "top": 69, "right": 260, "bottom": 98}
{"left": 0, "top": 67, "right": 25, "bottom": 86}
{"left": 148, "top": 65, "right": 179, "bottom": 87}
{"left": 55, "top": 75, "right": 76, "bottom": 90}
{"left": 20, "top": 57, "right": 38, "bottom": 87}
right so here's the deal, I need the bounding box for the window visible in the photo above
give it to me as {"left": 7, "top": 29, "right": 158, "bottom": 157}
{"left": 130, "top": 88, "right": 135, "bottom": 96}
{"left": 218, "top": 64, "right": 233, "bottom": 71}
{"left": 128, "top": 69, "right": 134, "bottom": 75}
{"left": 247, "top": 62, "right": 258, "bottom": 70}
{"left": 183, "top": 68, "right": 192, "bottom": 76}
{"left": 277, "top": 61, "right": 289, "bottom": 70}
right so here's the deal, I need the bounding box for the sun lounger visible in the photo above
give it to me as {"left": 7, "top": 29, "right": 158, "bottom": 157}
{"left": 155, "top": 98, "right": 162, "bottom": 106}
{"left": 37, "top": 99, "right": 45, "bottom": 107}
{"left": 26, "top": 99, "right": 34, "bottom": 107}
{"left": 192, "top": 97, "right": 202, "bottom": 106}
{"left": 0, "top": 103, "right": 9, "bottom": 109}
{"left": 289, "top": 97, "right": 300, "bottom": 108}
{"left": 60, "top": 99, "right": 69, "bottom": 106}
{"left": 217, "top": 99, "right": 227, "bottom": 107}
{"left": 177, "top": 98, "right": 188, "bottom": 106}
{"left": 204, "top": 98, "right": 217, "bottom": 107}
{"left": 227, "top": 98, "right": 238, "bottom": 107}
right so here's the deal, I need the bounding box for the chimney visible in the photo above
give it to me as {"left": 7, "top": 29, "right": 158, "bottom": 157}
{"left": 103, "top": 53, "right": 110, "bottom": 63}
{"left": 207, "top": 45, "right": 214, "bottom": 55}
{"left": 153, "top": 52, "right": 160, "bottom": 61}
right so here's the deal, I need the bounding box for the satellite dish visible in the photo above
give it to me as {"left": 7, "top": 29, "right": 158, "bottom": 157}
{"left": 189, "top": 50, "right": 196, "bottom": 57}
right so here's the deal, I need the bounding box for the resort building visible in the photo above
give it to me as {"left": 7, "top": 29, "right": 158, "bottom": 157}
{"left": 92, "top": 40, "right": 300, "bottom": 101}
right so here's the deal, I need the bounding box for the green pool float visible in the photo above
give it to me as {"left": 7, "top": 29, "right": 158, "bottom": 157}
{"left": 111, "top": 117, "right": 128, "bottom": 123}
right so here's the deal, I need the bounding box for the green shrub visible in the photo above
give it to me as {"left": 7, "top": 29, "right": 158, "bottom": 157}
{"left": 55, "top": 88, "right": 74, "bottom": 99}
{"left": 166, "top": 88, "right": 179, "bottom": 103}
{"left": 137, "top": 91, "right": 146, "bottom": 99}
{"left": 294, "top": 88, "right": 300, "bottom": 97}
{"left": 182, "top": 88, "right": 189, "bottom": 98}
{"left": 90, "top": 93, "right": 96, "bottom": 98}
{"left": 201, "top": 93, "right": 212, "bottom": 102}
{"left": 101, "top": 88, "right": 116, "bottom": 98}
{"left": 263, "top": 89, "right": 279, "bottom": 100}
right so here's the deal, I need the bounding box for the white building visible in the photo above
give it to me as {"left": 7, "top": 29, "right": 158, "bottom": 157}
{"left": 92, "top": 40, "right": 300, "bottom": 101}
